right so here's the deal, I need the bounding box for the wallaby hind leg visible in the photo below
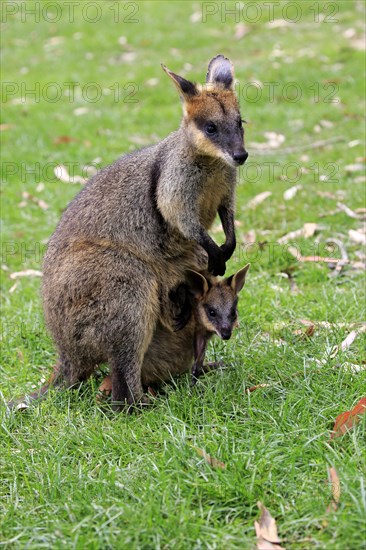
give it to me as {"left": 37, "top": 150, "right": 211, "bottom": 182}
{"left": 110, "top": 354, "right": 150, "bottom": 412}
{"left": 107, "top": 270, "right": 160, "bottom": 412}
{"left": 110, "top": 340, "right": 154, "bottom": 412}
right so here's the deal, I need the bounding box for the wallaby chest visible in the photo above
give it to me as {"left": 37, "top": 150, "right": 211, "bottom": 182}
{"left": 198, "top": 171, "right": 232, "bottom": 228}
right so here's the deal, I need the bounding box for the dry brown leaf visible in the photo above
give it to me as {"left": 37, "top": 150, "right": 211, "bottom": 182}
{"left": 20, "top": 191, "right": 49, "bottom": 210}
{"left": 337, "top": 202, "right": 365, "bottom": 220}
{"left": 242, "top": 229, "right": 256, "bottom": 244}
{"left": 343, "top": 362, "right": 366, "bottom": 373}
{"left": 278, "top": 223, "right": 317, "bottom": 245}
{"left": 0, "top": 123, "right": 15, "bottom": 131}
{"left": 345, "top": 163, "right": 364, "bottom": 172}
{"left": 96, "top": 375, "right": 112, "bottom": 404}
{"left": 191, "top": 446, "right": 226, "bottom": 469}
{"left": 235, "top": 23, "right": 249, "bottom": 39}
{"left": 53, "top": 135, "right": 78, "bottom": 145}
{"left": 98, "top": 375, "right": 112, "bottom": 394}
{"left": 287, "top": 248, "right": 347, "bottom": 264}
{"left": 283, "top": 184, "right": 302, "bottom": 201}
{"left": 16, "top": 402, "right": 29, "bottom": 411}
{"left": 330, "top": 326, "right": 366, "bottom": 359}
{"left": 330, "top": 397, "right": 366, "bottom": 439}
{"left": 294, "top": 323, "right": 315, "bottom": 338}
{"left": 190, "top": 10, "right": 201, "bottom": 23}
{"left": 9, "top": 282, "right": 18, "bottom": 293}
{"left": 255, "top": 502, "right": 285, "bottom": 550}
{"left": 317, "top": 191, "right": 337, "bottom": 200}
{"left": 247, "top": 383, "right": 272, "bottom": 392}
{"left": 302, "top": 320, "right": 366, "bottom": 330}
{"left": 10, "top": 269, "right": 43, "bottom": 279}
{"left": 54, "top": 164, "right": 86, "bottom": 184}
{"left": 247, "top": 191, "right": 272, "bottom": 209}
{"left": 349, "top": 229, "right": 366, "bottom": 245}
{"left": 73, "top": 107, "right": 89, "bottom": 116}
{"left": 326, "top": 466, "right": 340, "bottom": 512}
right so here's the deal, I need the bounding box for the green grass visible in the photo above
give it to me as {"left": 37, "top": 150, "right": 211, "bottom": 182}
{"left": 1, "top": 1, "right": 365, "bottom": 548}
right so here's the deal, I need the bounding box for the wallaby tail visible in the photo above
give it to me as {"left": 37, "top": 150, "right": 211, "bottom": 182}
{"left": 7, "top": 364, "right": 64, "bottom": 411}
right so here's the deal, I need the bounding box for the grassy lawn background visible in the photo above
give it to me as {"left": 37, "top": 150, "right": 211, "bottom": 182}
{"left": 1, "top": 1, "right": 365, "bottom": 548}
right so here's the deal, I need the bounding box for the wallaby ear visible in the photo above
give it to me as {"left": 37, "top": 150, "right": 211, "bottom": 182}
{"left": 227, "top": 263, "right": 250, "bottom": 294}
{"left": 161, "top": 64, "right": 199, "bottom": 101}
{"left": 185, "top": 269, "right": 209, "bottom": 298}
{"left": 206, "top": 54, "right": 235, "bottom": 90}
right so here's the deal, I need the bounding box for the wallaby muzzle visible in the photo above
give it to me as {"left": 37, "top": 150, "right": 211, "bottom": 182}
{"left": 232, "top": 149, "right": 248, "bottom": 165}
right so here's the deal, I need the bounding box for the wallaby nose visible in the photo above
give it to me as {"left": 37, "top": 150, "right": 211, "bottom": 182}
{"left": 233, "top": 151, "right": 248, "bottom": 165}
{"left": 221, "top": 327, "right": 232, "bottom": 340}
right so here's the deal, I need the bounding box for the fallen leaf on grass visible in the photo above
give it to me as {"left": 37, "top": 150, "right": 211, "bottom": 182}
{"left": 330, "top": 397, "right": 366, "bottom": 439}
{"left": 191, "top": 446, "right": 226, "bottom": 469}
{"left": 345, "top": 163, "right": 364, "bottom": 172}
{"left": 317, "top": 190, "right": 338, "bottom": 200}
{"left": 337, "top": 202, "right": 366, "bottom": 220}
{"left": 53, "top": 135, "right": 79, "bottom": 145}
{"left": 19, "top": 191, "right": 49, "bottom": 210}
{"left": 283, "top": 184, "right": 302, "bottom": 201}
{"left": 242, "top": 229, "right": 256, "bottom": 244}
{"left": 330, "top": 326, "right": 366, "bottom": 359}
{"left": 247, "top": 383, "right": 272, "bottom": 392}
{"left": 54, "top": 164, "right": 86, "bottom": 184}
{"left": 16, "top": 402, "right": 29, "bottom": 411}
{"left": 247, "top": 191, "right": 272, "bottom": 209}
{"left": 234, "top": 23, "right": 249, "bottom": 39}
{"left": 342, "top": 362, "right": 366, "bottom": 373}
{"left": 326, "top": 466, "right": 340, "bottom": 512}
{"left": 9, "top": 282, "right": 18, "bottom": 293}
{"left": 278, "top": 223, "right": 317, "bottom": 244}
{"left": 10, "top": 269, "right": 43, "bottom": 279}
{"left": 293, "top": 323, "right": 315, "bottom": 338}
{"left": 349, "top": 229, "right": 366, "bottom": 245}
{"left": 286, "top": 248, "right": 348, "bottom": 265}
{"left": 255, "top": 502, "right": 285, "bottom": 550}
{"left": 96, "top": 375, "right": 112, "bottom": 403}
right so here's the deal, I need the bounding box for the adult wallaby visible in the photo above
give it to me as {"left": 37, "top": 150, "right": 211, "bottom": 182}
{"left": 12, "top": 55, "right": 248, "bottom": 411}
{"left": 9, "top": 265, "right": 250, "bottom": 410}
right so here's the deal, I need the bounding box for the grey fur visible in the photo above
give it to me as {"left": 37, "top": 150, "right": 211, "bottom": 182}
{"left": 15, "top": 57, "right": 247, "bottom": 411}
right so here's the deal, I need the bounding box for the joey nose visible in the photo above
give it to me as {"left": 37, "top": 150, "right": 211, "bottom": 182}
{"left": 233, "top": 151, "right": 248, "bottom": 165}
{"left": 221, "top": 328, "right": 232, "bottom": 340}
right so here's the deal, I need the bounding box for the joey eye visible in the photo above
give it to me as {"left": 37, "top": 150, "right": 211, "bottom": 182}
{"left": 205, "top": 123, "right": 217, "bottom": 135}
{"left": 208, "top": 308, "right": 216, "bottom": 318}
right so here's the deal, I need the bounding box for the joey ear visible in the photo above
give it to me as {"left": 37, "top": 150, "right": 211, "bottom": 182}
{"left": 227, "top": 263, "right": 250, "bottom": 294}
{"left": 185, "top": 270, "right": 209, "bottom": 298}
{"left": 206, "top": 54, "right": 235, "bottom": 90}
{"left": 161, "top": 64, "right": 199, "bottom": 101}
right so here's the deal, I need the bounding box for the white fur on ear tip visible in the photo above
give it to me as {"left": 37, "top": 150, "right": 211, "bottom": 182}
{"left": 206, "top": 55, "right": 235, "bottom": 90}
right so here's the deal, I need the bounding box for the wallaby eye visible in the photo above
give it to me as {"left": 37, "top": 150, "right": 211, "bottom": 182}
{"left": 208, "top": 308, "right": 216, "bottom": 317}
{"left": 205, "top": 123, "right": 217, "bottom": 135}
{"left": 238, "top": 119, "right": 242, "bottom": 129}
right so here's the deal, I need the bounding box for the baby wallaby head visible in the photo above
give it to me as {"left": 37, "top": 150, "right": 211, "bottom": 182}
{"left": 186, "top": 264, "right": 250, "bottom": 340}
{"left": 162, "top": 55, "right": 248, "bottom": 168}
